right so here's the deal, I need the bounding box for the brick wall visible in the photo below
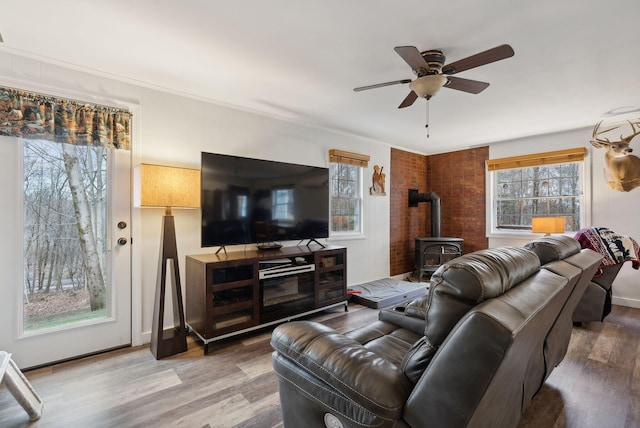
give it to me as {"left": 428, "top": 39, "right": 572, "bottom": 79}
{"left": 426, "top": 147, "right": 489, "bottom": 255}
{"left": 390, "top": 146, "right": 489, "bottom": 276}
{"left": 390, "top": 148, "right": 428, "bottom": 275}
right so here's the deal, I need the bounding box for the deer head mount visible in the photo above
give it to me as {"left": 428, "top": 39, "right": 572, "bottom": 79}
{"left": 591, "top": 119, "right": 640, "bottom": 192}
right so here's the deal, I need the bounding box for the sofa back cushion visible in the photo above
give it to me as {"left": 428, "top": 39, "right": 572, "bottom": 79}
{"left": 401, "top": 246, "right": 541, "bottom": 383}
{"left": 404, "top": 294, "right": 429, "bottom": 319}
{"left": 524, "top": 235, "right": 581, "bottom": 265}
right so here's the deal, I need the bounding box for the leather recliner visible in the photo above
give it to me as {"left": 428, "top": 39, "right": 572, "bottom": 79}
{"left": 271, "top": 236, "right": 601, "bottom": 428}
{"left": 572, "top": 227, "right": 639, "bottom": 323}
{"left": 572, "top": 263, "right": 622, "bottom": 323}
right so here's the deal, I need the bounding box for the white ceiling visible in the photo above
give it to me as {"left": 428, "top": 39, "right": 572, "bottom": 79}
{"left": 1, "top": 0, "right": 639, "bottom": 154}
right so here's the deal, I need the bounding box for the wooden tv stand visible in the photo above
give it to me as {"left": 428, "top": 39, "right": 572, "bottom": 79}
{"left": 185, "top": 245, "right": 347, "bottom": 354}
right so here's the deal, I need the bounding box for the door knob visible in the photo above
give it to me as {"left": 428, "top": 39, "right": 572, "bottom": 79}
{"left": 117, "top": 221, "right": 127, "bottom": 229}
{"left": 117, "top": 237, "right": 128, "bottom": 245}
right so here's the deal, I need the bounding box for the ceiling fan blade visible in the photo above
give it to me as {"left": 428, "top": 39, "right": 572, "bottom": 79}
{"left": 394, "top": 46, "right": 429, "bottom": 74}
{"left": 398, "top": 91, "right": 418, "bottom": 109}
{"left": 354, "top": 79, "right": 412, "bottom": 92}
{"left": 444, "top": 76, "right": 490, "bottom": 94}
{"left": 441, "top": 44, "right": 514, "bottom": 75}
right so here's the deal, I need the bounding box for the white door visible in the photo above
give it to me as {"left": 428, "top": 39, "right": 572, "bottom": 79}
{"left": 0, "top": 137, "right": 131, "bottom": 369}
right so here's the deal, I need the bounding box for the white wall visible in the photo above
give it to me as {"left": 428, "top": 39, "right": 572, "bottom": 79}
{"left": 0, "top": 51, "right": 391, "bottom": 345}
{"left": 488, "top": 127, "right": 640, "bottom": 308}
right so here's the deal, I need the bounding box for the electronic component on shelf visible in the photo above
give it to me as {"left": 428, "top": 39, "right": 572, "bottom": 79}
{"left": 258, "top": 263, "right": 315, "bottom": 279}
{"left": 256, "top": 242, "right": 283, "bottom": 251}
{"left": 259, "top": 258, "right": 292, "bottom": 270}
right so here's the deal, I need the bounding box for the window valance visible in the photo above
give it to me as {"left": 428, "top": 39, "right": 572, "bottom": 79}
{"left": 486, "top": 147, "right": 587, "bottom": 171}
{"left": 329, "top": 149, "right": 370, "bottom": 167}
{"left": 0, "top": 86, "right": 131, "bottom": 150}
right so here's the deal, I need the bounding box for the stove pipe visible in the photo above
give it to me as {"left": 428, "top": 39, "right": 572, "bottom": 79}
{"left": 408, "top": 189, "right": 441, "bottom": 237}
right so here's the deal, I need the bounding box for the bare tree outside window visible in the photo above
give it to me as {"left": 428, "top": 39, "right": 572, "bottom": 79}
{"left": 330, "top": 163, "right": 363, "bottom": 233}
{"left": 495, "top": 162, "right": 582, "bottom": 232}
{"left": 23, "top": 139, "right": 108, "bottom": 331}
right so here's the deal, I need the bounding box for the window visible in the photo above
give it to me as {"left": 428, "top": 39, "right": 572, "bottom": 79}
{"left": 330, "top": 163, "right": 363, "bottom": 233}
{"left": 23, "top": 139, "right": 109, "bottom": 330}
{"left": 328, "top": 149, "right": 369, "bottom": 235}
{"left": 488, "top": 148, "right": 587, "bottom": 234}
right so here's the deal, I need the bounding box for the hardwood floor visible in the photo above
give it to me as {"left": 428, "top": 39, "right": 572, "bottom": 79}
{"left": 1, "top": 303, "right": 639, "bottom": 428}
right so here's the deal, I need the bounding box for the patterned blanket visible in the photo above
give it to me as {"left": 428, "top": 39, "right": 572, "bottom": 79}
{"left": 574, "top": 227, "right": 640, "bottom": 276}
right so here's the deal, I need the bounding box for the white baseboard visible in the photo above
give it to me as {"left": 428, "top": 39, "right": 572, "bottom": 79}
{"left": 612, "top": 296, "right": 640, "bottom": 309}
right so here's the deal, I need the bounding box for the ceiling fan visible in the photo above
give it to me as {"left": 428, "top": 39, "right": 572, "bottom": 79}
{"left": 354, "top": 44, "right": 514, "bottom": 109}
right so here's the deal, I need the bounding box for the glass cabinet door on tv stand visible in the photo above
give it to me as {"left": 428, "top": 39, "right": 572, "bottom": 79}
{"left": 185, "top": 257, "right": 259, "bottom": 354}
{"left": 315, "top": 249, "right": 347, "bottom": 305}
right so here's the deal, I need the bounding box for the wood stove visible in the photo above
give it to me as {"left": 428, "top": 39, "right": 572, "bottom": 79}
{"left": 408, "top": 189, "right": 463, "bottom": 281}
{"left": 415, "top": 237, "right": 463, "bottom": 281}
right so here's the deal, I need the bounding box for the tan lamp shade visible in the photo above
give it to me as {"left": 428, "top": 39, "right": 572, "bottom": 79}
{"left": 532, "top": 217, "right": 565, "bottom": 236}
{"left": 136, "top": 163, "right": 201, "bottom": 209}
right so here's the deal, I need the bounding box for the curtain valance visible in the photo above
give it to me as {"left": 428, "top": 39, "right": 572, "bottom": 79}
{"left": 0, "top": 86, "right": 131, "bottom": 150}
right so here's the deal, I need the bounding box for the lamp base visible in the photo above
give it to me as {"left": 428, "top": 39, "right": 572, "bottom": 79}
{"left": 151, "top": 327, "right": 188, "bottom": 360}
{"left": 151, "top": 213, "right": 188, "bottom": 360}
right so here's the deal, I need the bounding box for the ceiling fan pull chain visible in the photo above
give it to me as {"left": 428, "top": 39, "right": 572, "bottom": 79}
{"left": 426, "top": 99, "right": 430, "bottom": 138}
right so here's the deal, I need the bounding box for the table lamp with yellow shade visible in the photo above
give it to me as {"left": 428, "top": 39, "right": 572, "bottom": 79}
{"left": 532, "top": 217, "right": 565, "bottom": 236}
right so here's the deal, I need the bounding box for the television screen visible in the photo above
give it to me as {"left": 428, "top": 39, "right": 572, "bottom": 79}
{"left": 201, "top": 152, "right": 329, "bottom": 247}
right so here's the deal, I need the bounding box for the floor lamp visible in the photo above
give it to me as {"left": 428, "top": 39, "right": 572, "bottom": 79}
{"left": 137, "top": 163, "right": 201, "bottom": 359}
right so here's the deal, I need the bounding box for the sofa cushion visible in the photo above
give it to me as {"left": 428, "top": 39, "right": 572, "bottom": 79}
{"left": 524, "top": 235, "right": 581, "bottom": 265}
{"left": 400, "top": 246, "right": 541, "bottom": 383}
{"left": 400, "top": 336, "right": 433, "bottom": 384}
{"left": 271, "top": 320, "right": 413, "bottom": 419}
{"left": 344, "top": 320, "right": 422, "bottom": 366}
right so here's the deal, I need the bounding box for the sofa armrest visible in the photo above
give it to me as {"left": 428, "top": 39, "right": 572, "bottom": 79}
{"left": 379, "top": 307, "right": 426, "bottom": 335}
{"left": 271, "top": 321, "right": 413, "bottom": 419}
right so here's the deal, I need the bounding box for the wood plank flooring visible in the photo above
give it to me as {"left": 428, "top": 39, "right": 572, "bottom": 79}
{"left": 1, "top": 303, "right": 639, "bottom": 428}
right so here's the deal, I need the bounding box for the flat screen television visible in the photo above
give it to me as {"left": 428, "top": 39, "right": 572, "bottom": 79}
{"left": 201, "top": 152, "right": 329, "bottom": 248}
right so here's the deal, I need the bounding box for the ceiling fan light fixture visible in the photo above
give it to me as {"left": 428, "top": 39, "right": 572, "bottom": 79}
{"left": 409, "top": 75, "right": 447, "bottom": 98}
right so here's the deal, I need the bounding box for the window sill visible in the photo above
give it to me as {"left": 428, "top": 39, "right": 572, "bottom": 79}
{"left": 328, "top": 233, "right": 367, "bottom": 242}
{"left": 488, "top": 231, "right": 574, "bottom": 240}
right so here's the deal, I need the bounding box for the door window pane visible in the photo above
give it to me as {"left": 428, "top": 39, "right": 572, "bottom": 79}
{"left": 23, "top": 139, "right": 108, "bottom": 332}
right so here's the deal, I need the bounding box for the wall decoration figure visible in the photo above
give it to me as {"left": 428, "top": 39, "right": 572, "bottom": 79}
{"left": 370, "top": 165, "right": 386, "bottom": 195}
{"left": 591, "top": 119, "right": 640, "bottom": 192}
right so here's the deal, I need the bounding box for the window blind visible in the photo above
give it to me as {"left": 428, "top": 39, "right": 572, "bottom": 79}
{"left": 329, "top": 149, "right": 370, "bottom": 167}
{"left": 486, "top": 147, "right": 587, "bottom": 171}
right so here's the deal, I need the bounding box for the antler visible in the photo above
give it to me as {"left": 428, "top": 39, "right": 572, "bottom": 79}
{"left": 592, "top": 121, "right": 616, "bottom": 145}
{"left": 621, "top": 120, "right": 640, "bottom": 143}
{"left": 592, "top": 120, "right": 640, "bottom": 145}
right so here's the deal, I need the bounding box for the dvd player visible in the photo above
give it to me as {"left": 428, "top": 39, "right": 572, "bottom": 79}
{"left": 259, "top": 263, "right": 315, "bottom": 279}
{"left": 259, "top": 258, "right": 292, "bottom": 270}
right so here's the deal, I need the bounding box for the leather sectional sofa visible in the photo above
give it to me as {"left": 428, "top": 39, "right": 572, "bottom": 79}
{"left": 270, "top": 236, "right": 601, "bottom": 428}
